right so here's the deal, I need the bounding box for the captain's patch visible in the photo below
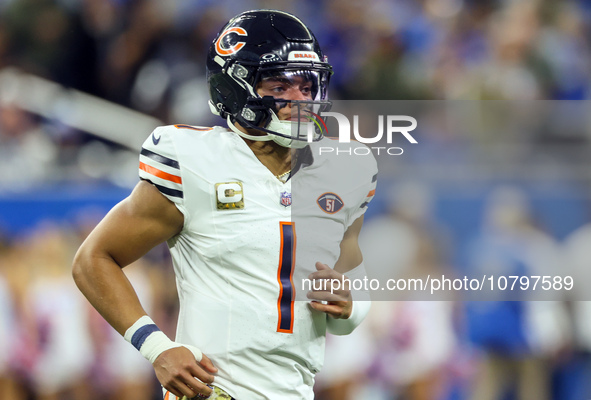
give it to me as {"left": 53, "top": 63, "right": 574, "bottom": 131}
{"left": 216, "top": 182, "right": 244, "bottom": 210}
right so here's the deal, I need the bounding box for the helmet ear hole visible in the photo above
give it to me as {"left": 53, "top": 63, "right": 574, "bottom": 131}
{"left": 209, "top": 73, "right": 247, "bottom": 119}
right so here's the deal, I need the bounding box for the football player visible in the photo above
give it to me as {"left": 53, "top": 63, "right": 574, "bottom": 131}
{"left": 73, "top": 10, "right": 377, "bottom": 400}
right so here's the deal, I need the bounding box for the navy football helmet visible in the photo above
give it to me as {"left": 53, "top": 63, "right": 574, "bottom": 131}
{"left": 207, "top": 10, "right": 332, "bottom": 148}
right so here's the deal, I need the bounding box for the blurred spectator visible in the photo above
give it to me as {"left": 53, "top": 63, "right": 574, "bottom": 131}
{"left": 88, "top": 261, "right": 156, "bottom": 400}
{"left": 314, "top": 321, "right": 375, "bottom": 400}
{"left": 0, "top": 220, "right": 177, "bottom": 400}
{"left": 0, "top": 104, "right": 58, "bottom": 190}
{"left": 0, "top": 258, "right": 24, "bottom": 400}
{"left": 336, "top": 182, "right": 460, "bottom": 400}
{"left": 1, "top": 0, "right": 98, "bottom": 94}
{"left": 561, "top": 221, "right": 591, "bottom": 399}
{"left": 4, "top": 0, "right": 591, "bottom": 114}
{"left": 465, "top": 186, "right": 570, "bottom": 400}
{"left": 23, "top": 225, "right": 94, "bottom": 400}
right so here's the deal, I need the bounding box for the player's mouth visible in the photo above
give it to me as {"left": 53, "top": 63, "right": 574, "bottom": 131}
{"left": 282, "top": 110, "right": 313, "bottom": 122}
{"left": 284, "top": 116, "right": 309, "bottom": 122}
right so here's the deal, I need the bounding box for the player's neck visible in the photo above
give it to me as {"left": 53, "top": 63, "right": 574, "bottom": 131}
{"left": 244, "top": 139, "right": 292, "bottom": 177}
{"left": 232, "top": 121, "right": 292, "bottom": 177}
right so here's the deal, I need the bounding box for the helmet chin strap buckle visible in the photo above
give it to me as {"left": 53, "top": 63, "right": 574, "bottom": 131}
{"left": 241, "top": 108, "right": 257, "bottom": 121}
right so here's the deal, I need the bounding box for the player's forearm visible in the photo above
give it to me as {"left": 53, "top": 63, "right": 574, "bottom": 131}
{"left": 72, "top": 248, "right": 148, "bottom": 336}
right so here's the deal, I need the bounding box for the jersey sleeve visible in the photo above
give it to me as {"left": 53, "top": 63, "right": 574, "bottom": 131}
{"left": 138, "top": 126, "right": 186, "bottom": 213}
{"left": 348, "top": 154, "right": 378, "bottom": 226}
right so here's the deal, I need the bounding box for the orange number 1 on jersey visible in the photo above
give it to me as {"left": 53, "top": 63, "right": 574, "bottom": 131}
{"left": 277, "top": 222, "right": 296, "bottom": 333}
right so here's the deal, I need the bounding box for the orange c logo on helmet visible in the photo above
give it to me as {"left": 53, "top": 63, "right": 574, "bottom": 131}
{"left": 215, "top": 27, "right": 248, "bottom": 56}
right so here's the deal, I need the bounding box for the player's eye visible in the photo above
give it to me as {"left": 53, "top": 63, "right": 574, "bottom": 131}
{"left": 301, "top": 85, "right": 312, "bottom": 94}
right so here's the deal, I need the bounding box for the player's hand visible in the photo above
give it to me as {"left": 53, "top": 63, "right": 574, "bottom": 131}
{"left": 153, "top": 346, "right": 218, "bottom": 399}
{"left": 307, "top": 262, "right": 353, "bottom": 319}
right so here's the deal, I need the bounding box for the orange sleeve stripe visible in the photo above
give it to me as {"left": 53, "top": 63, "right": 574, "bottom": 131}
{"left": 164, "top": 392, "right": 170, "bottom": 400}
{"left": 139, "top": 162, "right": 182, "bottom": 184}
{"left": 367, "top": 189, "right": 376, "bottom": 197}
{"left": 174, "top": 124, "right": 213, "bottom": 131}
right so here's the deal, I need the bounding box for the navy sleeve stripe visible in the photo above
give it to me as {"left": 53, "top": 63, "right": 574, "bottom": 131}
{"left": 140, "top": 178, "right": 184, "bottom": 198}
{"left": 371, "top": 174, "right": 378, "bottom": 183}
{"left": 359, "top": 201, "right": 369, "bottom": 209}
{"left": 131, "top": 324, "right": 160, "bottom": 350}
{"left": 141, "top": 148, "right": 180, "bottom": 170}
{"left": 153, "top": 183, "right": 184, "bottom": 199}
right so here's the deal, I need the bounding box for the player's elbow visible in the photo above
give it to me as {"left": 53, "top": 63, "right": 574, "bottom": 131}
{"left": 72, "top": 247, "right": 89, "bottom": 290}
{"left": 71, "top": 244, "right": 100, "bottom": 293}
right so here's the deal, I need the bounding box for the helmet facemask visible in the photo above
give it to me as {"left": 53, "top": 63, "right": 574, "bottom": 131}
{"left": 220, "top": 66, "right": 332, "bottom": 149}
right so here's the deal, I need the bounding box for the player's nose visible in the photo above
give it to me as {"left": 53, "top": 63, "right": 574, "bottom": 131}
{"left": 285, "top": 87, "right": 309, "bottom": 102}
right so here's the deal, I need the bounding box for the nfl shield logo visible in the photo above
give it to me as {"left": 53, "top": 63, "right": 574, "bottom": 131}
{"left": 280, "top": 191, "right": 292, "bottom": 207}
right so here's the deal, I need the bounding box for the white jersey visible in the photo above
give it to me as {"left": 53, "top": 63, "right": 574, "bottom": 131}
{"left": 138, "top": 124, "right": 377, "bottom": 400}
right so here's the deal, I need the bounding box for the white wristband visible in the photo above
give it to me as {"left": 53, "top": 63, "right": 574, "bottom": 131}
{"left": 123, "top": 316, "right": 202, "bottom": 364}
{"left": 326, "top": 262, "right": 371, "bottom": 335}
{"left": 326, "top": 299, "right": 371, "bottom": 335}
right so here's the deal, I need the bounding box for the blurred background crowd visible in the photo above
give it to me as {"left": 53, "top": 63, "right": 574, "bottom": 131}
{"left": 2, "top": 0, "right": 591, "bottom": 399}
